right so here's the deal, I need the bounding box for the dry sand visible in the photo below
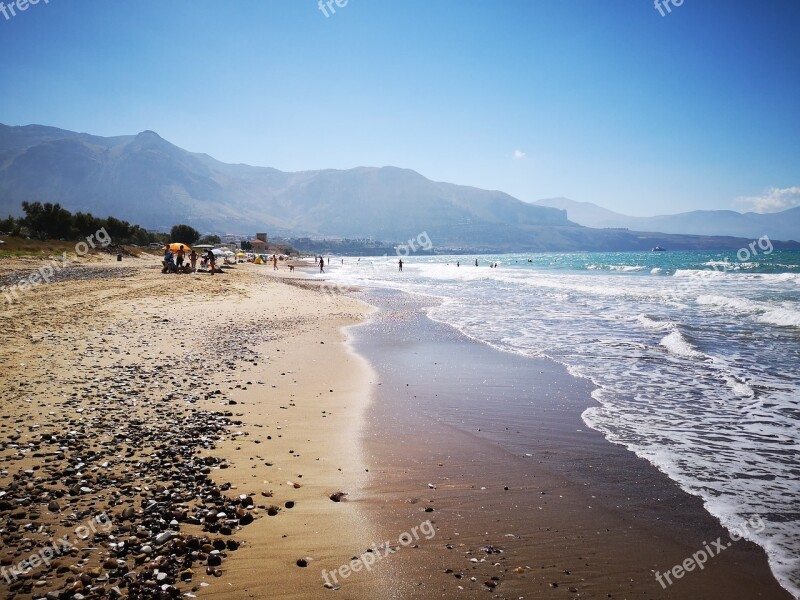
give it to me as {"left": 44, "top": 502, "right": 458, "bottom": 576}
{"left": 0, "top": 253, "right": 389, "bottom": 599}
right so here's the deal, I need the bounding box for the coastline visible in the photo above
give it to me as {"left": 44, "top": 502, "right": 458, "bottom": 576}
{"left": 0, "top": 253, "right": 792, "bottom": 599}
{"left": 345, "top": 287, "right": 792, "bottom": 599}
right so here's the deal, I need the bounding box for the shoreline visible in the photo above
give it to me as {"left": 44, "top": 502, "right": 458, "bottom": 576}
{"left": 0, "top": 254, "right": 793, "bottom": 599}
{"left": 346, "top": 287, "right": 792, "bottom": 599}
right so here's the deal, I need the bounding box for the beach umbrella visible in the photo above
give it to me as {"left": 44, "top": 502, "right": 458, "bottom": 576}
{"left": 166, "top": 242, "right": 191, "bottom": 252}
{"left": 236, "top": 252, "right": 246, "bottom": 257}
{"left": 193, "top": 244, "right": 214, "bottom": 249}
{"left": 211, "top": 248, "right": 226, "bottom": 256}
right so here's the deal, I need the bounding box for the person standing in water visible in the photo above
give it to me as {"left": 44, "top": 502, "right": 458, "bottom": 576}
{"left": 475, "top": 259, "right": 478, "bottom": 267}
{"left": 398, "top": 259, "right": 403, "bottom": 272}
{"left": 319, "top": 257, "right": 325, "bottom": 273}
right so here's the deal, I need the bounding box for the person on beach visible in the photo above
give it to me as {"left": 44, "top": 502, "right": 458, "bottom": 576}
{"left": 176, "top": 245, "right": 185, "bottom": 269}
{"left": 205, "top": 249, "right": 217, "bottom": 275}
{"left": 273, "top": 255, "right": 278, "bottom": 270}
{"left": 319, "top": 257, "right": 325, "bottom": 273}
{"left": 163, "top": 247, "right": 177, "bottom": 273}
{"left": 398, "top": 259, "right": 403, "bottom": 272}
{"left": 189, "top": 249, "right": 198, "bottom": 272}
{"left": 457, "top": 261, "right": 460, "bottom": 267}
{"left": 475, "top": 259, "right": 478, "bottom": 267}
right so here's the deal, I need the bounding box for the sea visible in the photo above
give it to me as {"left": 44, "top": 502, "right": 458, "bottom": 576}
{"left": 321, "top": 249, "right": 800, "bottom": 598}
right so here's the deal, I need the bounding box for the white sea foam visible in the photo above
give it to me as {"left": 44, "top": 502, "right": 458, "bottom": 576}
{"left": 696, "top": 294, "right": 759, "bottom": 313}
{"left": 703, "top": 260, "right": 734, "bottom": 268}
{"left": 660, "top": 330, "right": 707, "bottom": 359}
{"left": 758, "top": 307, "right": 800, "bottom": 328}
{"left": 609, "top": 265, "right": 647, "bottom": 272}
{"left": 636, "top": 314, "right": 674, "bottom": 330}
{"left": 722, "top": 374, "right": 755, "bottom": 398}
{"left": 674, "top": 268, "right": 729, "bottom": 278}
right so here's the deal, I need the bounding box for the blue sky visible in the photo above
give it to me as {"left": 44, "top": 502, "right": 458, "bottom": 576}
{"left": 0, "top": 0, "right": 798, "bottom": 216}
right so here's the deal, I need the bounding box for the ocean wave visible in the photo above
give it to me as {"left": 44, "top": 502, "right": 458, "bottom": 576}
{"left": 636, "top": 314, "right": 674, "bottom": 331}
{"left": 696, "top": 294, "right": 759, "bottom": 313}
{"left": 586, "top": 264, "right": 647, "bottom": 272}
{"left": 674, "top": 268, "right": 729, "bottom": 278}
{"left": 609, "top": 265, "right": 648, "bottom": 272}
{"left": 659, "top": 330, "right": 708, "bottom": 359}
{"left": 675, "top": 269, "right": 800, "bottom": 283}
{"left": 722, "top": 374, "right": 755, "bottom": 398}
{"left": 696, "top": 295, "right": 800, "bottom": 328}
{"left": 758, "top": 307, "right": 800, "bottom": 328}
{"left": 703, "top": 260, "right": 735, "bottom": 268}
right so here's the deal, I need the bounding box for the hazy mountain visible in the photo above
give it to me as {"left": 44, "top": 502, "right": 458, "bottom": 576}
{"left": 534, "top": 197, "right": 800, "bottom": 242}
{"left": 1, "top": 124, "right": 798, "bottom": 252}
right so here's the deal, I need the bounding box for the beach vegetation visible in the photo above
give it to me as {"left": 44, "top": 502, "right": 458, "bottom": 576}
{"left": 169, "top": 224, "right": 200, "bottom": 245}
{"left": 198, "top": 234, "right": 221, "bottom": 245}
{"left": 0, "top": 201, "right": 176, "bottom": 251}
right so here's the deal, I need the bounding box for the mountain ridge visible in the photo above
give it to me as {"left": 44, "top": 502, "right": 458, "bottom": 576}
{"left": 533, "top": 197, "right": 800, "bottom": 242}
{"left": 2, "top": 123, "right": 799, "bottom": 252}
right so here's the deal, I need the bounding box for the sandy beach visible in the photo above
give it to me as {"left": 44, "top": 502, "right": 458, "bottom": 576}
{"left": 0, "top": 252, "right": 792, "bottom": 600}
{"left": 0, "top": 253, "right": 384, "bottom": 599}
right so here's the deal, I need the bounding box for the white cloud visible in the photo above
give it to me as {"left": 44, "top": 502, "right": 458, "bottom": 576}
{"left": 735, "top": 186, "right": 800, "bottom": 213}
{"left": 512, "top": 149, "right": 526, "bottom": 160}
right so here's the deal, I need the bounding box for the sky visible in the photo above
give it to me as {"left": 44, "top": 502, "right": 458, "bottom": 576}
{"left": 0, "top": 0, "right": 798, "bottom": 217}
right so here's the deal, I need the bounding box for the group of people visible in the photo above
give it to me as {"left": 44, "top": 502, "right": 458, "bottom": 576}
{"left": 162, "top": 245, "right": 222, "bottom": 274}
{"left": 454, "top": 259, "right": 499, "bottom": 268}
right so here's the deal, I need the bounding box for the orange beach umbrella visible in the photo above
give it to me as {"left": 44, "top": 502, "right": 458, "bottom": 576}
{"left": 165, "top": 242, "right": 192, "bottom": 252}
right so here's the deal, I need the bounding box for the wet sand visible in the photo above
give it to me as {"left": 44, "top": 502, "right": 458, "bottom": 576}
{"left": 343, "top": 289, "right": 792, "bottom": 599}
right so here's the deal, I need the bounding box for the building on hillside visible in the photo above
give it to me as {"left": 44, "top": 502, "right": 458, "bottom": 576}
{"left": 249, "top": 238, "right": 267, "bottom": 252}
{"left": 256, "top": 233, "right": 268, "bottom": 243}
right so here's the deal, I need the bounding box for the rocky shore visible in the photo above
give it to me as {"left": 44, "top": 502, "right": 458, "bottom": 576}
{"left": 0, "top": 255, "right": 376, "bottom": 600}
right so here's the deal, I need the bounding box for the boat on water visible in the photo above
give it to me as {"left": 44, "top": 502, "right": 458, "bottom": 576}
{"left": 651, "top": 246, "right": 666, "bottom": 252}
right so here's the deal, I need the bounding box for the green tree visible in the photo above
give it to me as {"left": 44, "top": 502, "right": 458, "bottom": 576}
{"left": 241, "top": 240, "right": 252, "bottom": 251}
{"left": 0, "top": 215, "right": 18, "bottom": 235}
{"left": 21, "top": 202, "right": 74, "bottom": 240}
{"left": 103, "top": 216, "right": 135, "bottom": 243}
{"left": 127, "top": 226, "right": 149, "bottom": 246}
{"left": 198, "top": 234, "right": 222, "bottom": 245}
{"left": 169, "top": 224, "right": 200, "bottom": 245}
{"left": 72, "top": 212, "right": 102, "bottom": 238}
{"left": 148, "top": 231, "right": 169, "bottom": 246}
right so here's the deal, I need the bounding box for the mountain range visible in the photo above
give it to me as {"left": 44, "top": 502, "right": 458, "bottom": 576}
{"left": 1, "top": 123, "right": 798, "bottom": 252}
{"left": 533, "top": 197, "right": 799, "bottom": 242}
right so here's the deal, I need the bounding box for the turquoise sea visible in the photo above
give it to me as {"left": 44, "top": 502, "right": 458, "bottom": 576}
{"left": 323, "top": 249, "right": 800, "bottom": 597}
